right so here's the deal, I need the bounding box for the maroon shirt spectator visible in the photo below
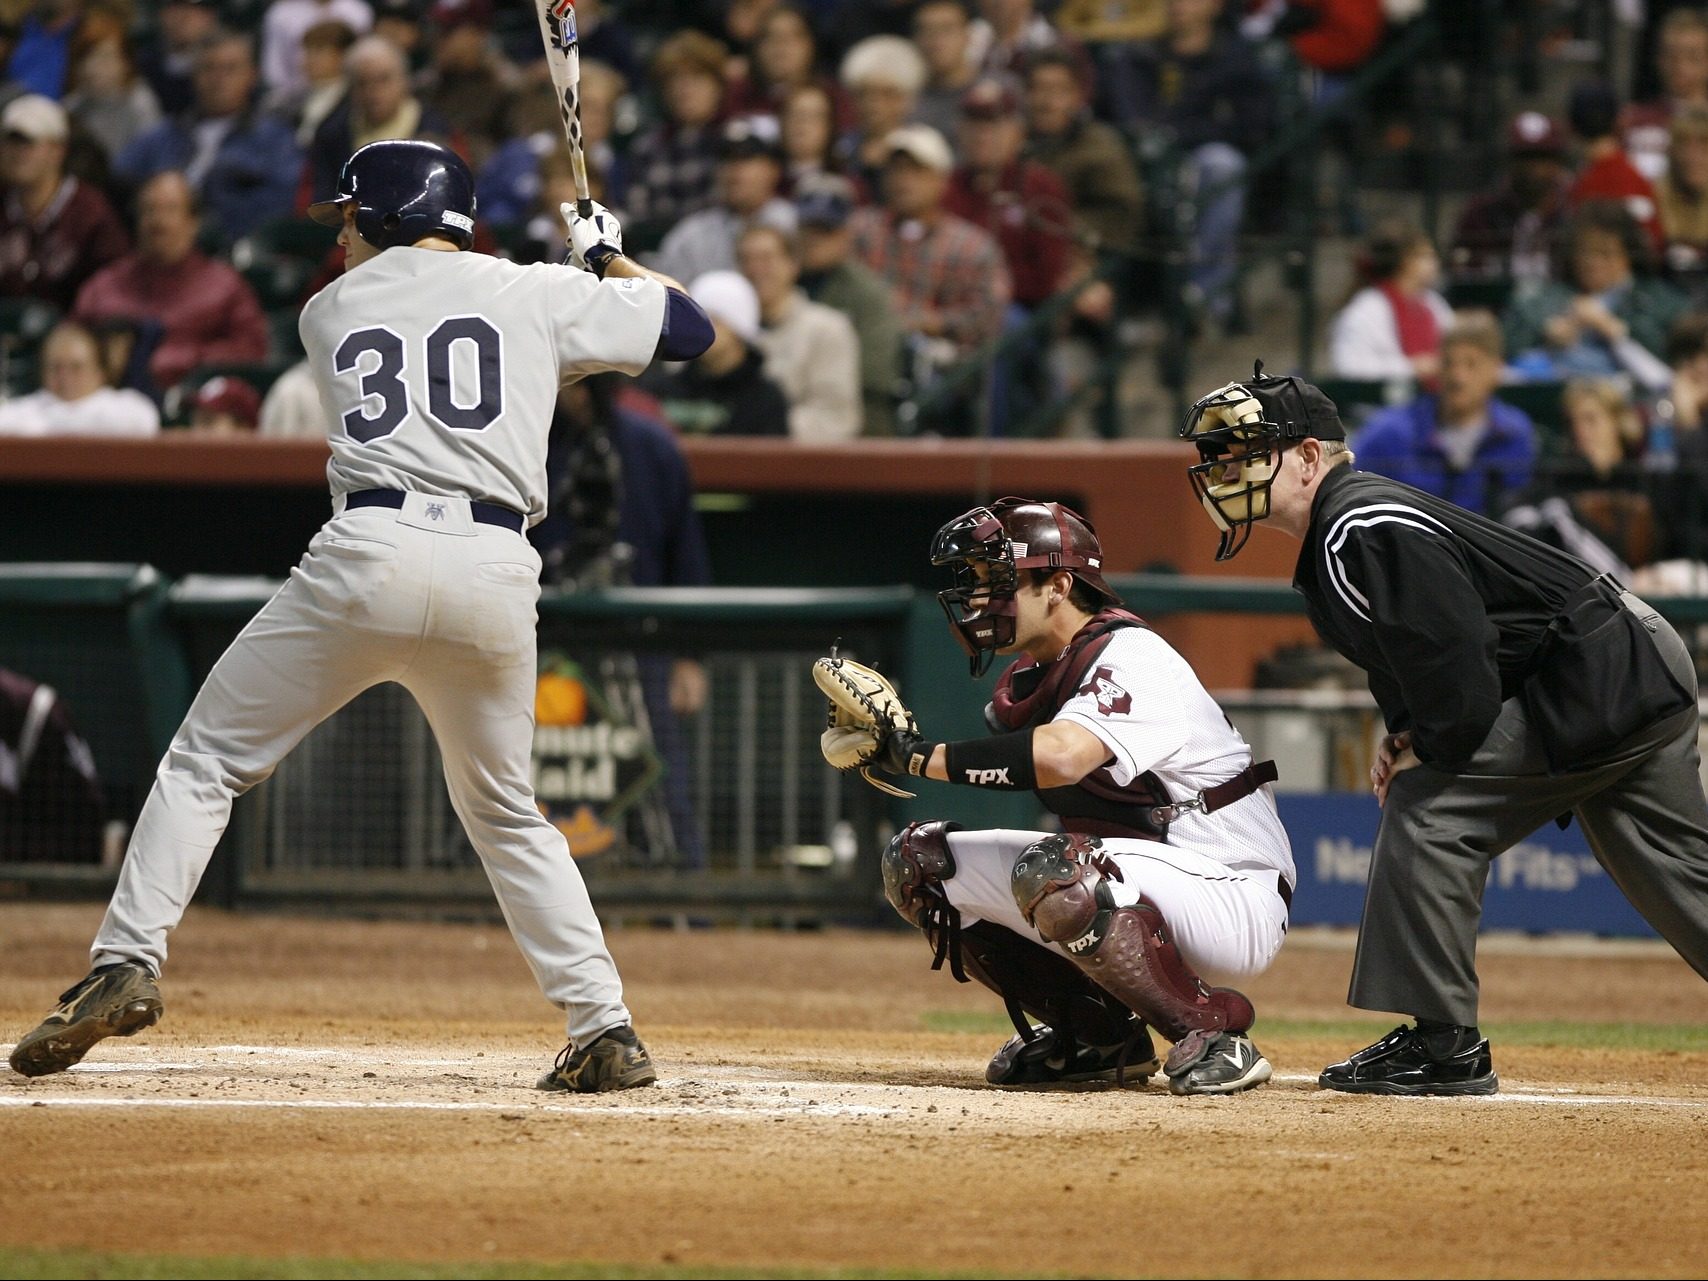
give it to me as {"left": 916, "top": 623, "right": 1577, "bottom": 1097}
{"left": 1282, "top": 0, "right": 1386, "bottom": 75}
{"left": 1569, "top": 80, "right": 1665, "bottom": 254}
{"left": 0, "top": 93, "right": 128, "bottom": 310}
{"left": 1449, "top": 112, "right": 1572, "bottom": 283}
{"left": 724, "top": 5, "right": 855, "bottom": 132}
{"left": 74, "top": 171, "right": 268, "bottom": 394}
{"left": 943, "top": 78, "right": 1075, "bottom": 308}
{"left": 849, "top": 124, "right": 1011, "bottom": 355}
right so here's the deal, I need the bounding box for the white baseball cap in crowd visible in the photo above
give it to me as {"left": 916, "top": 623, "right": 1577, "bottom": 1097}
{"left": 688, "top": 270, "right": 761, "bottom": 344}
{"left": 2, "top": 94, "right": 70, "bottom": 144}
{"left": 883, "top": 124, "right": 954, "bottom": 174}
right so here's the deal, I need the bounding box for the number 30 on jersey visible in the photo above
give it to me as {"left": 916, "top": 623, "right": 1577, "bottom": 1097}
{"left": 334, "top": 315, "right": 504, "bottom": 443}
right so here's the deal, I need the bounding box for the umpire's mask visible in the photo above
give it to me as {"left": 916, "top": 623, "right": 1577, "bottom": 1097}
{"left": 1180, "top": 362, "right": 1347, "bottom": 561}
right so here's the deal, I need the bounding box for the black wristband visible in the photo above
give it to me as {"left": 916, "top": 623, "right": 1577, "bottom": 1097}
{"left": 586, "top": 244, "right": 622, "bottom": 278}
{"left": 943, "top": 729, "right": 1037, "bottom": 790}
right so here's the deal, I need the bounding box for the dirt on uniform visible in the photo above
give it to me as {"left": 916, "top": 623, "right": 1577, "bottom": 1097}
{"left": 3, "top": 904, "right": 1707, "bottom": 1278}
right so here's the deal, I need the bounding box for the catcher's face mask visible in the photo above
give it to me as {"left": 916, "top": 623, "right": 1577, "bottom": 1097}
{"left": 1181, "top": 381, "right": 1283, "bottom": 562}
{"left": 931, "top": 507, "right": 1020, "bottom": 676}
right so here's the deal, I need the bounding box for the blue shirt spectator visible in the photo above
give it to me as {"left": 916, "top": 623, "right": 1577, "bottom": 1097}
{"left": 114, "top": 33, "right": 299, "bottom": 243}
{"left": 7, "top": 5, "right": 77, "bottom": 99}
{"left": 1352, "top": 309, "right": 1539, "bottom": 515}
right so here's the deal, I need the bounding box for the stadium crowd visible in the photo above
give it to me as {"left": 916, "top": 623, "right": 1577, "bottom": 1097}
{"left": 4, "top": 1, "right": 1708, "bottom": 581}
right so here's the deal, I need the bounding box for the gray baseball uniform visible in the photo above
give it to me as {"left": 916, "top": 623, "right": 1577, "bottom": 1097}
{"left": 91, "top": 248, "right": 668, "bottom": 1047}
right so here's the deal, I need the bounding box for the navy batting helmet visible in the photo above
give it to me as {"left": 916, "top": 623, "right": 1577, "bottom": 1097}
{"left": 307, "top": 139, "right": 476, "bottom": 251}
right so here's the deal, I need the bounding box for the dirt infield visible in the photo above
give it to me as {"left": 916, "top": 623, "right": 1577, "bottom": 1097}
{"left": 3, "top": 904, "right": 1707, "bottom": 1279}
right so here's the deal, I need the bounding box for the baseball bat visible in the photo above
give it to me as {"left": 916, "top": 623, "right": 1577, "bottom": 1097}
{"left": 535, "top": 0, "right": 594, "bottom": 218}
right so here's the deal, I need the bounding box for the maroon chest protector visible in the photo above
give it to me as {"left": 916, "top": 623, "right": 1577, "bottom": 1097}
{"left": 988, "top": 609, "right": 1172, "bottom": 841}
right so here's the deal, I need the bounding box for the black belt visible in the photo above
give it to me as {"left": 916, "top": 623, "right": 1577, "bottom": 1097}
{"left": 345, "top": 488, "right": 524, "bottom": 533}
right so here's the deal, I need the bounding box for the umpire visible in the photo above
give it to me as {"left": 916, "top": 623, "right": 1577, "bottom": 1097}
{"left": 1180, "top": 365, "right": 1708, "bottom": 1095}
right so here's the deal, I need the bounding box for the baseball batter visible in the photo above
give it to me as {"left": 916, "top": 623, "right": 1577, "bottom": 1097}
{"left": 9, "top": 140, "right": 712, "bottom": 1091}
{"left": 821, "top": 498, "right": 1294, "bottom": 1094}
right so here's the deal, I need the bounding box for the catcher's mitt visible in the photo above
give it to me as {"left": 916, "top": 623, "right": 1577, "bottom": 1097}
{"left": 812, "top": 652, "right": 919, "bottom": 798}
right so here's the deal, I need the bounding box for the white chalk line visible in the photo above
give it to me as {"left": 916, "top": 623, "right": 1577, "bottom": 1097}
{"left": 0, "top": 1094, "right": 895, "bottom": 1119}
{"left": 1270, "top": 1071, "right": 1708, "bottom": 1108}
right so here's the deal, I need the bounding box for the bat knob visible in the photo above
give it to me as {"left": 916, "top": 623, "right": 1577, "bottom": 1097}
{"left": 576, "top": 198, "right": 594, "bottom": 219}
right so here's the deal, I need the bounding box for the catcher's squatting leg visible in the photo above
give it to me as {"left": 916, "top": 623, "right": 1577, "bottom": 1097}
{"left": 1014, "top": 832, "right": 1259, "bottom": 1077}
{"left": 882, "top": 820, "right": 1154, "bottom": 1076}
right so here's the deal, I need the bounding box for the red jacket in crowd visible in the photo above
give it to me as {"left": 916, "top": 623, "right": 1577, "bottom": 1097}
{"left": 944, "top": 159, "right": 1077, "bottom": 309}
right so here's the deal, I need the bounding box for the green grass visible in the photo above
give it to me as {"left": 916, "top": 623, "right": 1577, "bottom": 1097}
{"left": 0, "top": 1249, "right": 964, "bottom": 1281}
{"left": 923, "top": 1010, "right": 1708, "bottom": 1051}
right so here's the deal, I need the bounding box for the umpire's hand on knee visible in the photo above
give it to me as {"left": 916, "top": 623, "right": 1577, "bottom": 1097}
{"left": 1372, "top": 732, "right": 1418, "bottom": 808}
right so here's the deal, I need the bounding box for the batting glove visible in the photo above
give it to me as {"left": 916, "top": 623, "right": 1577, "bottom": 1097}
{"left": 563, "top": 200, "right": 624, "bottom": 273}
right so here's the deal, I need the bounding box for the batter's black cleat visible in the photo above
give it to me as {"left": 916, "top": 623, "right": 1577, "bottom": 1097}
{"left": 537, "top": 1024, "right": 658, "bottom": 1092}
{"left": 1317, "top": 1024, "right": 1498, "bottom": 1096}
{"left": 1166, "top": 1031, "right": 1273, "bottom": 1096}
{"left": 986, "top": 1022, "right": 1160, "bottom": 1087}
{"left": 9, "top": 962, "right": 164, "bottom": 1078}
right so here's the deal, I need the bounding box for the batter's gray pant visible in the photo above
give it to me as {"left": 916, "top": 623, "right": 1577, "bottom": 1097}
{"left": 91, "top": 494, "right": 632, "bottom": 1047}
{"left": 1353, "top": 591, "right": 1708, "bottom": 1026}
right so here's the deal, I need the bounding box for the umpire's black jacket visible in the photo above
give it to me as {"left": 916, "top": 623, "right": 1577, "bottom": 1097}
{"left": 1293, "top": 465, "right": 1692, "bottom": 774}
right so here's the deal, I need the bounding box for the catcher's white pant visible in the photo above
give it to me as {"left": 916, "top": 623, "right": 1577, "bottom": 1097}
{"left": 943, "top": 829, "right": 1289, "bottom": 985}
{"left": 91, "top": 494, "right": 631, "bottom": 1045}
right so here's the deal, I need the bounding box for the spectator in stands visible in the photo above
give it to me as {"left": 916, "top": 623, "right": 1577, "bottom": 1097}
{"left": 1258, "top": 0, "right": 1386, "bottom": 81}
{"left": 306, "top": 34, "right": 456, "bottom": 202}
{"left": 1504, "top": 200, "right": 1686, "bottom": 393}
{"left": 623, "top": 31, "right": 728, "bottom": 241}
{"left": 1022, "top": 46, "right": 1143, "bottom": 259}
{"left": 186, "top": 373, "right": 261, "bottom": 436}
{"left": 1658, "top": 105, "right": 1708, "bottom": 273}
{"left": 257, "top": 358, "right": 327, "bottom": 438}
{"left": 914, "top": 0, "right": 980, "bottom": 140}
{"left": 651, "top": 116, "right": 796, "bottom": 286}
{"left": 795, "top": 175, "right": 901, "bottom": 435}
{"left": 737, "top": 223, "right": 861, "bottom": 440}
{"left": 1352, "top": 310, "right": 1538, "bottom": 516}
{"left": 1665, "top": 311, "right": 1708, "bottom": 438}
{"left": 115, "top": 32, "right": 301, "bottom": 244}
{"left": 61, "top": 16, "right": 162, "bottom": 163}
{"left": 478, "top": 62, "right": 624, "bottom": 233}
{"left": 1104, "top": 0, "right": 1272, "bottom": 325}
{"left": 0, "top": 318, "right": 159, "bottom": 436}
{"left": 1449, "top": 111, "right": 1571, "bottom": 284}
{"left": 1329, "top": 219, "right": 1455, "bottom": 383}
{"left": 0, "top": 93, "right": 127, "bottom": 309}
{"left": 418, "top": 4, "right": 515, "bottom": 171}
{"left": 726, "top": 4, "right": 848, "bottom": 128}
{"left": 654, "top": 270, "right": 790, "bottom": 436}
{"left": 74, "top": 171, "right": 269, "bottom": 395}
{"left": 850, "top": 124, "right": 1011, "bottom": 364}
{"left": 779, "top": 83, "right": 850, "bottom": 196}
{"left": 268, "top": 19, "right": 356, "bottom": 148}
{"left": 1503, "top": 379, "right": 1659, "bottom": 576}
{"left": 968, "top": 0, "right": 1067, "bottom": 79}
{"left": 137, "top": 0, "right": 219, "bottom": 117}
{"left": 1568, "top": 79, "right": 1664, "bottom": 254}
{"left": 837, "top": 35, "right": 925, "bottom": 193}
{"left": 371, "top": 0, "right": 427, "bottom": 65}
{"left": 260, "top": 0, "right": 373, "bottom": 99}
{"left": 0, "top": 19, "right": 25, "bottom": 113}
{"left": 534, "top": 372, "right": 711, "bottom": 868}
{"left": 6, "top": 0, "right": 83, "bottom": 99}
{"left": 1623, "top": 7, "right": 1708, "bottom": 184}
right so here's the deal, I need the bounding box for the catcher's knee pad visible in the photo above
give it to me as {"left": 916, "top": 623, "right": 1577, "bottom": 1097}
{"left": 1011, "top": 833, "right": 1254, "bottom": 1058}
{"left": 881, "top": 819, "right": 961, "bottom": 928}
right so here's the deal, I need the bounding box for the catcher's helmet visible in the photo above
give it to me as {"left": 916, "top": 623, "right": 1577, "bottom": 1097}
{"left": 308, "top": 139, "right": 476, "bottom": 251}
{"left": 1179, "top": 361, "right": 1346, "bottom": 562}
{"left": 930, "top": 497, "right": 1121, "bottom": 676}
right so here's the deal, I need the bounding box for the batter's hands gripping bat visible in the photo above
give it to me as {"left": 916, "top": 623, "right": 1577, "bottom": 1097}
{"left": 535, "top": 0, "right": 593, "bottom": 219}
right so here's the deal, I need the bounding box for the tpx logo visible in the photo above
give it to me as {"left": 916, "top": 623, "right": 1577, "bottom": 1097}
{"left": 1066, "top": 925, "right": 1104, "bottom": 954}
{"left": 1079, "top": 665, "right": 1131, "bottom": 716}
{"left": 965, "top": 767, "right": 1011, "bottom": 785}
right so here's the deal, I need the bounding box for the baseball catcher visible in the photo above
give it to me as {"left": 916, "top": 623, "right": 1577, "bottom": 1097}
{"left": 817, "top": 498, "right": 1294, "bottom": 1094}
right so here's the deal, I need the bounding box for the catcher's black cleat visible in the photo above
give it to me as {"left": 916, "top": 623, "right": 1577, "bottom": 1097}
{"left": 9, "top": 962, "right": 163, "bottom": 1078}
{"left": 987, "top": 1022, "right": 1160, "bottom": 1087}
{"left": 537, "top": 1024, "right": 658, "bottom": 1093}
{"left": 1318, "top": 1024, "right": 1498, "bottom": 1096}
{"left": 1165, "top": 1031, "right": 1273, "bottom": 1096}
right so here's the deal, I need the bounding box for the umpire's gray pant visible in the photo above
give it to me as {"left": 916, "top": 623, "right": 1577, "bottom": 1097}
{"left": 1354, "top": 591, "right": 1708, "bottom": 1026}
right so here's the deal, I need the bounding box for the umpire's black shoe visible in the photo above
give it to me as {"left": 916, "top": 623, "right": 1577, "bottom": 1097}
{"left": 987, "top": 1022, "right": 1160, "bottom": 1087}
{"left": 537, "top": 1024, "right": 658, "bottom": 1093}
{"left": 1318, "top": 1024, "right": 1498, "bottom": 1096}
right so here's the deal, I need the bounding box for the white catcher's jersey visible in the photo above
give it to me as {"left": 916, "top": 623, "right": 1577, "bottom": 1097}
{"left": 1052, "top": 627, "right": 1295, "bottom": 884}
{"left": 299, "top": 248, "right": 667, "bottom": 523}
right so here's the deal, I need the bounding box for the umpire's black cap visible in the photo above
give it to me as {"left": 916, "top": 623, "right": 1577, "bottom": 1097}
{"left": 1244, "top": 365, "right": 1347, "bottom": 443}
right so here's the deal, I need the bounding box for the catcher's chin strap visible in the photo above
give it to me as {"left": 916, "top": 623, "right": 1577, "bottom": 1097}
{"left": 922, "top": 893, "right": 967, "bottom": 982}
